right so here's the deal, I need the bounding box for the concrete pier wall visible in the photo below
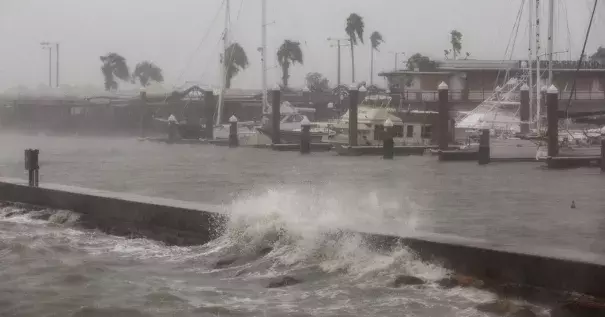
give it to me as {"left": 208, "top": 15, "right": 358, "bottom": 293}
{"left": 1, "top": 178, "right": 604, "bottom": 298}
{"left": 0, "top": 178, "right": 225, "bottom": 246}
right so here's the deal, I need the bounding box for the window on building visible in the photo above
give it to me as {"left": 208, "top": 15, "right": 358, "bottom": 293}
{"left": 421, "top": 125, "right": 432, "bottom": 139}
{"left": 406, "top": 125, "right": 414, "bottom": 138}
{"left": 393, "top": 125, "right": 404, "bottom": 138}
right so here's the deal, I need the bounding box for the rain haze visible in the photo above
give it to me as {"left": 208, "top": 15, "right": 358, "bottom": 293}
{"left": 0, "top": 0, "right": 602, "bottom": 90}
{"left": 2, "top": 1, "right": 605, "bottom": 316}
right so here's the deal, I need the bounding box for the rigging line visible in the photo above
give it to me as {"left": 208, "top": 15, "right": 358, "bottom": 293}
{"left": 175, "top": 0, "right": 226, "bottom": 85}
{"left": 494, "top": 0, "right": 525, "bottom": 90}
{"left": 565, "top": 0, "right": 598, "bottom": 115}
{"left": 560, "top": 0, "right": 572, "bottom": 59}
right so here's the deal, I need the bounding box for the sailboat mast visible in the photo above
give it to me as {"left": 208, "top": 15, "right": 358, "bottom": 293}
{"left": 535, "top": 0, "right": 542, "bottom": 131}
{"left": 217, "top": 0, "right": 231, "bottom": 127}
{"left": 547, "top": 0, "right": 554, "bottom": 85}
{"left": 261, "top": 0, "right": 268, "bottom": 114}
{"left": 528, "top": 0, "right": 534, "bottom": 124}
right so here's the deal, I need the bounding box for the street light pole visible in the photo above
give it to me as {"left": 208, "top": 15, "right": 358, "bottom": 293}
{"left": 40, "top": 42, "right": 53, "bottom": 87}
{"left": 390, "top": 51, "right": 405, "bottom": 71}
{"left": 327, "top": 37, "right": 350, "bottom": 87}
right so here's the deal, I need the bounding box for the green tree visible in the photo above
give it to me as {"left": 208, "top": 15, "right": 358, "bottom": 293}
{"left": 369, "top": 31, "right": 384, "bottom": 86}
{"left": 132, "top": 61, "right": 164, "bottom": 87}
{"left": 100, "top": 53, "right": 130, "bottom": 91}
{"left": 450, "top": 30, "right": 463, "bottom": 60}
{"left": 221, "top": 42, "right": 249, "bottom": 89}
{"left": 345, "top": 13, "right": 365, "bottom": 83}
{"left": 590, "top": 46, "right": 605, "bottom": 64}
{"left": 277, "top": 40, "right": 304, "bottom": 88}
{"left": 305, "top": 72, "right": 330, "bottom": 92}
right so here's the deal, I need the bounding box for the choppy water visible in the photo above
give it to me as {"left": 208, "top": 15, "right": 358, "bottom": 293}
{"left": 0, "top": 133, "right": 604, "bottom": 316}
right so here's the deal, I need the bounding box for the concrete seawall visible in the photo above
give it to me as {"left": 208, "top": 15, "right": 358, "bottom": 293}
{"left": 1, "top": 178, "right": 604, "bottom": 299}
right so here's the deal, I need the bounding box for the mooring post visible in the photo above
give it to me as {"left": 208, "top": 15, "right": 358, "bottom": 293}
{"left": 228, "top": 115, "right": 239, "bottom": 148}
{"left": 438, "top": 81, "right": 450, "bottom": 151}
{"left": 271, "top": 85, "right": 281, "bottom": 144}
{"left": 478, "top": 129, "right": 490, "bottom": 165}
{"left": 167, "top": 114, "right": 178, "bottom": 143}
{"left": 302, "top": 86, "right": 311, "bottom": 106}
{"left": 383, "top": 118, "right": 394, "bottom": 159}
{"left": 601, "top": 138, "right": 605, "bottom": 172}
{"left": 348, "top": 84, "right": 359, "bottom": 146}
{"left": 204, "top": 89, "right": 215, "bottom": 140}
{"left": 139, "top": 87, "right": 148, "bottom": 138}
{"left": 520, "top": 83, "right": 530, "bottom": 134}
{"left": 24, "top": 149, "right": 40, "bottom": 187}
{"left": 300, "top": 117, "right": 311, "bottom": 154}
{"left": 546, "top": 85, "right": 559, "bottom": 158}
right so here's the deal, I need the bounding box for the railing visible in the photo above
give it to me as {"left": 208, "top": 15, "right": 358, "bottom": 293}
{"left": 396, "top": 90, "right": 605, "bottom": 102}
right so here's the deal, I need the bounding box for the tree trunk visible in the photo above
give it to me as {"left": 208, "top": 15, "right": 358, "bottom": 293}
{"left": 351, "top": 44, "right": 355, "bottom": 83}
{"left": 282, "top": 63, "right": 290, "bottom": 88}
{"left": 370, "top": 48, "right": 374, "bottom": 86}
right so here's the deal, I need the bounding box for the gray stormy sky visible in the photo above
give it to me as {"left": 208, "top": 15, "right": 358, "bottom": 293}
{"left": 0, "top": 0, "right": 603, "bottom": 91}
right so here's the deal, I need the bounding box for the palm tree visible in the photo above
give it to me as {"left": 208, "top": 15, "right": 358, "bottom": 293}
{"left": 450, "top": 30, "right": 463, "bottom": 60}
{"left": 369, "top": 31, "right": 384, "bottom": 86}
{"left": 222, "top": 42, "right": 249, "bottom": 89}
{"left": 345, "top": 13, "right": 365, "bottom": 83}
{"left": 277, "top": 40, "right": 303, "bottom": 88}
{"left": 132, "top": 61, "right": 164, "bottom": 87}
{"left": 100, "top": 53, "right": 130, "bottom": 91}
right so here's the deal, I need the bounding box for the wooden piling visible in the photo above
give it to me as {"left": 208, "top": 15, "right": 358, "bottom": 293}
{"left": 520, "top": 84, "right": 530, "bottom": 134}
{"left": 271, "top": 87, "right": 281, "bottom": 144}
{"left": 478, "top": 129, "right": 490, "bottom": 165}
{"left": 228, "top": 115, "right": 239, "bottom": 148}
{"left": 300, "top": 117, "right": 311, "bottom": 154}
{"left": 204, "top": 90, "right": 215, "bottom": 140}
{"left": 601, "top": 139, "right": 605, "bottom": 172}
{"left": 348, "top": 85, "right": 359, "bottom": 146}
{"left": 438, "top": 82, "right": 449, "bottom": 151}
{"left": 24, "top": 149, "right": 39, "bottom": 187}
{"left": 139, "top": 88, "right": 148, "bottom": 138}
{"left": 546, "top": 85, "right": 559, "bottom": 158}
{"left": 383, "top": 118, "right": 394, "bottom": 159}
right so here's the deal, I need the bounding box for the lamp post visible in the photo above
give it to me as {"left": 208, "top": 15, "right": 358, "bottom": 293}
{"left": 41, "top": 41, "right": 59, "bottom": 88}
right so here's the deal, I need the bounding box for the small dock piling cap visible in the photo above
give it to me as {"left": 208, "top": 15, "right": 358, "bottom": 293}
{"left": 229, "top": 115, "right": 238, "bottom": 123}
{"left": 438, "top": 81, "right": 448, "bottom": 90}
{"left": 300, "top": 117, "right": 311, "bottom": 126}
{"left": 521, "top": 83, "right": 529, "bottom": 91}
{"left": 302, "top": 86, "right": 310, "bottom": 92}
{"left": 358, "top": 85, "right": 367, "bottom": 92}
{"left": 547, "top": 84, "right": 559, "bottom": 94}
{"left": 139, "top": 87, "right": 146, "bottom": 93}
{"left": 384, "top": 118, "right": 394, "bottom": 127}
{"left": 495, "top": 85, "right": 502, "bottom": 92}
{"left": 349, "top": 83, "right": 358, "bottom": 91}
{"left": 272, "top": 83, "right": 281, "bottom": 91}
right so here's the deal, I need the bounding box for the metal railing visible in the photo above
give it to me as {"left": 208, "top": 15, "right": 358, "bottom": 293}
{"left": 397, "top": 90, "right": 605, "bottom": 102}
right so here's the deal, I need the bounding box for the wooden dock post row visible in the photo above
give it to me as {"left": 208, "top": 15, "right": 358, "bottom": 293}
{"left": 383, "top": 118, "right": 394, "bottom": 159}
{"left": 437, "top": 81, "right": 449, "bottom": 152}
{"left": 204, "top": 89, "right": 215, "bottom": 140}
{"left": 520, "top": 84, "right": 530, "bottom": 134}
{"left": 300, "top": 117, "right": 311, "bottom": 154}
{"left": 478, "top": 129, "right": 490, "bottom": 165}
{"left": 601, "top": 139, "right": 605, "bottom": 172}
{"left": 546, "top": 85, "right": 559, "bottom": 159}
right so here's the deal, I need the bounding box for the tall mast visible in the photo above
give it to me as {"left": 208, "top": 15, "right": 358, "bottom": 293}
{"left": 261, "top": 0, "right": 268, "bottom": 114}
{"left": 535, "top": 0, "right": 542, "bottom": 131}
{"left": 217, "top": 0, "right": 230, "bottom": 127}
{"left": 547, "top": 0, "right": 554, "bottom": 85}
{"left": 528, "top": 0, "right": 534, "bottom": 124}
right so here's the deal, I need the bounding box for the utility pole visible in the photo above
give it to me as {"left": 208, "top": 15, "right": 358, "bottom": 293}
{"left": 390, "top": 51, "right": 405, "bottom": 70}
{"left": 56, "top": 43, "right": 60, "bottom": 87}
{"left": 327, "top": 38, "right": 350, "bottom": 87}
{"left": 40, "top": 42, "right": 53, "bottom": 87}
